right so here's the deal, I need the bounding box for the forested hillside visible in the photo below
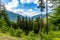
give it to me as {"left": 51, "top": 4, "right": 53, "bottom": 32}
{"left": 0, "top": 0, "right": 60, "bottom": 40}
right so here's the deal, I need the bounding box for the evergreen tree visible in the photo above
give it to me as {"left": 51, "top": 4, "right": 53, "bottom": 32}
{"left": 21, "top": 17, "right": 25, "bottom": 29}
{"left": 0, "top": 10, "right": 11, "bottom": 27}
{"left": 38, "top": 0, "right": 45, "bottom": 33}
{"left": 34, "top": 17, "right": 40, "bottom": 33}
{"left": 49, "top": 5, "right": 60, "bottom": 30}
{"left": 38, "top": 0, "right": 45, "bottom": 40}
{"left": 46, "top": 0, "right": 48, "bottom": 34}
{"left": 17, "top": 15, "right": 21, "bottom": 28}
{"left": 11, "top": 21, "right": 17, "bottom": 29}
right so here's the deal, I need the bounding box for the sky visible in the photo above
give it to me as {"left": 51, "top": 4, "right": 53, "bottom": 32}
{"left": 1, "top": 0, "right": 53, "bottom": 17}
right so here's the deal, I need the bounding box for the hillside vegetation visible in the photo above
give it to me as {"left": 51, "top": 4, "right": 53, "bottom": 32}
{"left": 0, "top": 1, "right": 60, "bottom": 40}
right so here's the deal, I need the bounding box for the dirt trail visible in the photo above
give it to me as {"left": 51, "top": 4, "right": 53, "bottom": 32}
{"left": 0, "top": 33, "right": 27, "bottom": 40}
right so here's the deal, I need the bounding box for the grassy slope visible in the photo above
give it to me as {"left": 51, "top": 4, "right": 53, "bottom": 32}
{"left": 0, "top": 32, "right": 60, "bottom": 40}
{"left": 0, "top": 31, "right": 60, "bottom": 40}
{"left": 0, "top": 33, "right": 21, "bottom": 40}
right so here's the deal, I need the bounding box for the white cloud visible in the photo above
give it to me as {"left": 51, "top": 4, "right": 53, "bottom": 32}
{"left": 20, "top": 0, "right": 39, "bottom": 5}
{"left": 4, "top": 0, "right": 53, "bottom": 17}
{"left": 13, "top": 9, "right": 25, "bottom": 13}
{"left": 26, "top": 9, "right": 40, "bottom": 17}
{"left": 5, "top": 0, "right": 19, "bottom": 11}
{"left": 20, "top": 0, "right": 26, "bottom": 4}
{"left": 28, "top": 9, "right": 33, "bottom": 12}
{"left": 4, "top": 0, "right": 40, "bottom": 17}
{"left": 20, "top": 0, "right": 53, "bottom": 6}
{"left": 26, "top": 0, "right": 31, "bottom": 4}
{"left": 12, "top": 9, "right": 40, "bottom": 17}
{"left": 26, "top": 11, "right": 40, "bottom": 17}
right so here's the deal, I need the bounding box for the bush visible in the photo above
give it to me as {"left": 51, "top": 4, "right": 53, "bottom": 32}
{"left": 0, "top": 18, "right": 9, "bottom": 33}
{"left": 42, "top": 34, "right": 52, "bottom": 40}
{"left": 28, "top": 31, "right": 36, "bottom": 40}
{"left": 48, "top": 31, "right": 60, "bottom": 38}
{"left": 16, "top": 29, "right": 23, "bottom": 37}
{"left": 28, "top": 31, "right": 35, "bottom": 37}
{"left": 42, "top": 31, "right": 60, "bottom": 40}
{"left": 52, "top": 38, "right": 60, "bottom": 40}
{"left": 9, "top": 27, "right": 16, "bottom": 36}
{"left": 49, "top": 24, "right": 59, "bottom": 31}
{"left": 1, "top": 26, "right": 9, "bottom": 33}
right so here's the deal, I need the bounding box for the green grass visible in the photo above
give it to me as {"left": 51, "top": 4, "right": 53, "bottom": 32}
{"left": 0, "top": 31, "right": 60, "bottom": 40}
{"left": 52, "top": 38, "right": 60, "bottom": 40}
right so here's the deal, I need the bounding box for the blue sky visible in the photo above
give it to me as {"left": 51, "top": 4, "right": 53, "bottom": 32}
{"left": 1, "top": 0, "right": 53, "bottom": 17}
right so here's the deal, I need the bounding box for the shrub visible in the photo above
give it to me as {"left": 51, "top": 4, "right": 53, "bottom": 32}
{"left": 28, "top": 31, "right": 36, "bottom": 40}
{"left": 48, "top": 31, "right": 60, "bottom": 38}
{"left": 52, "top": 38, "right": 60, "bottom": 40}
{"left": 16, "top": 29, "right": 23, "bottom": 37}
{"left": 28, "top": 31, "right": 35, "bottom": 37}
{"left": 9, "top": 27, "right": 16, "bottom": 36}
{"left": 1, "top": 26, "right": 9, "bottom": 33}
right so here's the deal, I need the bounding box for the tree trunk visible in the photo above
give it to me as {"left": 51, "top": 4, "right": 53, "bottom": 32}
{"left": 39, "top": 7, "right": 43, "bottom": 40}
{"left": 46, "top": 0, "right": 48, "bottom": 34}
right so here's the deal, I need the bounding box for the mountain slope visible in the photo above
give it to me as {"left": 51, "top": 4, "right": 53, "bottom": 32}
{"left": 8, "top": 11, "right": 23, "bottom": 21}
{"left": 7, "top": 11, "right": 46, "bottom": 21}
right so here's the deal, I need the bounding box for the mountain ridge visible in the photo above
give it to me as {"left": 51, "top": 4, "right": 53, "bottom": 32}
{"left": 8, "top": 11, "right": 46, "bottom": 21}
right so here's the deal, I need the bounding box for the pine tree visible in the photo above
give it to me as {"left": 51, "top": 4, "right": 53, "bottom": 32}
{"left": 17, "top": 15, "right": 21, "bottom": 28}
{"left": 21, "top": 17, "right": 25, "bottom": 30}
{"left": 46, "top": 0, "right": 48, "bottom": 34}
{"left": 49, "top": 5, "right": 60, "bottom": 30}
{"left": 38, "top": 0, "right": 45, "bottom": 40}
{"left": 38, "top": 0, "right": 45, "bottom": 33}
{"left": 0, "top": 9, "right": 11, "bottom": 27}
